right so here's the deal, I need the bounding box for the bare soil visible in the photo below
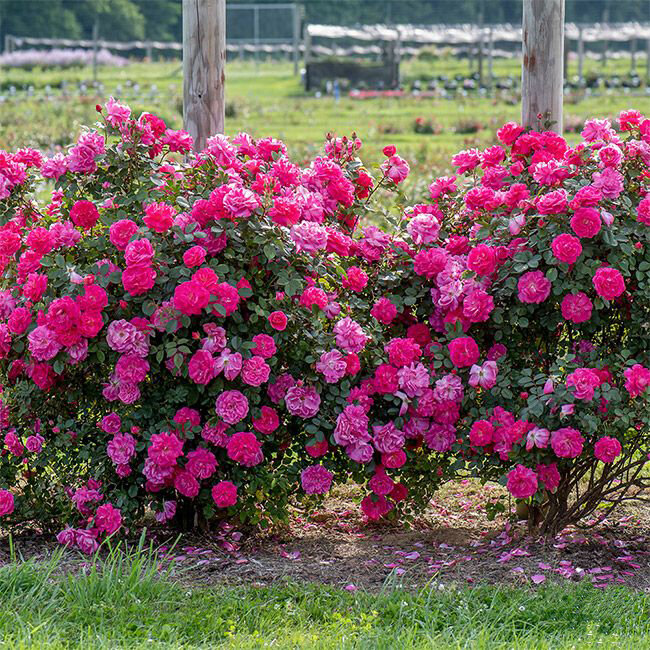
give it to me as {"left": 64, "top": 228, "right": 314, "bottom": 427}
{"left": 3, "top": 479, "right": 649, "bottom": 592}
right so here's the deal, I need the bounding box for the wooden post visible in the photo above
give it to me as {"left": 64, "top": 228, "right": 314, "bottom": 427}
{"left": 521, "top": 0, "right": 565, "bottom": 133}
{"left": 292, "top": 4, "right": 301, "bottom": 75}
{"left": 647, "top": 38, "right": 650, "bottom": 82}
{"left": 631, "top": 37, "right": 637, "bottom": 73}
{"left": 601, "top": 2, "right": 609, "bottom": 68}
{"left": 183, "top": 0, "right": 226, "bottom": 151}
{"left": 477, "top": 0, "right": 485, "bottom": 85}
{"left": 577, "top": 24, "right": 584, "bottom": 84}
{"left": 92, "top": 19, "right": 99, "bottom": 83}
{"left": 487, "top": 26, "right": 494, "bottom": 91}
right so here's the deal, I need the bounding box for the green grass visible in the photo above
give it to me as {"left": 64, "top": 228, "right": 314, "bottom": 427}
{"left": 0, "top": 540, "right": 648, "bottom": 649}
{"left": 3, "top": 59, "right": 650, "bottom": 170}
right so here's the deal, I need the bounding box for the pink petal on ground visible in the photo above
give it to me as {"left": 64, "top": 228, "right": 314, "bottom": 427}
{"left": 404, "top": 551, "right": 420, "bottom": 560}
{"left": 344, "top": 584, "right": 357, "bottom": 592}
{"left": 531, "top": 574, "right": 546, "bottom": 584}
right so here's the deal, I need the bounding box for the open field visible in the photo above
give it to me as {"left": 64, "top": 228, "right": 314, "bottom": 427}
{"left": 3, "top": 58, "right": 650, "bottom": 193}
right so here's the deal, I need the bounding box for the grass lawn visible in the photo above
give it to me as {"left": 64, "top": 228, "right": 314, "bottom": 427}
{"left": 0, "top": 542, "right": 647, "bottom": 649}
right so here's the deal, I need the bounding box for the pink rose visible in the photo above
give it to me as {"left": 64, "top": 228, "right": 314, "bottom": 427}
{"left": 623, "top": 364, "right": 650, "bottom": 397}
{"left": 268, "top": 310, "right": 287, "bottom": 331}
{"left": 570, "top": 207, "right": 601, "bottom": 238}
{"left": 551, "top": 233, "right": 582, "bottom": 264}
{"left": 467, "top": 244, "right": 497, "bottom": 276}
{"left": 212, "top": 481, "right": 238, "bottom": 507}
{"left": 183, "top": 246, "right": 207, "bottom": 267}
{"left": 0, "top": 489, "right": 14, "bottom": 516}
{"left": 188, "top": 350, "right": 217, "bottom": 385}
{"left": 143, "top": 202, "right": 176, "bottom": 233}
{"left": 252, "top": 406, "right": 279, "bottom": 434}
{"left": 448, "top": 336, "right": 480, "bottom": 368}
{"left": 241, "top": 356, "right": 271, "bottom": 386}
{"left": 517, "top": 270, "right": 551, "bottom": 304}
{"left": 370, "top": 297, "right": 397, "bottom": 325}
{"left": 173, "top": 281, "right": 210, "bottom": 315}
{"left": 227, "top": 431, "right": 263, "bottom": 467}
{"left": 561, "top": 292, "right": 592, "bottom": 323}
{"left": 99, "top": 413, "right": 122, "bottom": 433}
{"left": 566, "top": 367, "right": 600, "bottom": 400}
{"left": 592, "top": 267, "right": 625, "bottom": 300}
{"left": 70, "top": 200, "right": 99, "bottom": 230}
{"left": 124, "top": 239, "right": 155, "bottom": 266}
{"left": 174, "top": 470, "right": 200, "bottom": 498}
{"left": 94, "top": 503, "right": 122, "bottom": 535}
{"left": 284, "top": 385, "right": 321, "bottom": 418}
{"left": 185, "top": 448, "right": 217, "bottom": 479}
{"left": 469, "top": 419, "right": 493, "bottom": 446}
{"left": 122, "top": 264, "right": 156, "bottom": 296}
{"left": 215, "top": 390, "right": 249, "bottom": 425}
{"left": 536, "top": 463, "right": 561, "bottom": 491}
{"left": 300, "top": 465, "right": 333, "bottom": 494}
{"left": 551, "top": 427, "right": 584, "bottom": 458}
{"left": 594, "top": 436, "right": 622, "bottom": 463}
{"left": 506, "top": 464, "right": 538, "bottom": 499}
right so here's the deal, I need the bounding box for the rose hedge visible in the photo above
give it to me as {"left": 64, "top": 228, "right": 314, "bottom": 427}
{"left": 0, "top": 100, "right": 649, "bottom": 548}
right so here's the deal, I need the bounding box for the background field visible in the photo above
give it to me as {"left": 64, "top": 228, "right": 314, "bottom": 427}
{"left": 3, "top": 57, "right": 650, "bottom": 198}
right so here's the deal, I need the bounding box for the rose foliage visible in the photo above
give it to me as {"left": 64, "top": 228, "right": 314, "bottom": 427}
{"left": 0, "top": 101, "right": 649, "bottom": 549}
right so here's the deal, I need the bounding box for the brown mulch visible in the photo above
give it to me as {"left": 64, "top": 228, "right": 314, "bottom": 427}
{"left": 2, "top": 479, "right": 650, "bottom": 592}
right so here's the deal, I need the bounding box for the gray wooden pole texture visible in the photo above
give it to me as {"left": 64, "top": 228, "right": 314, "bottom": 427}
{"left": 577, "top": 25, "right": 584, "bottom": 84}
{"left": 183, "top": 0, "right": 226, "bottom": 152}
{"left": 521, "top": 0, "right": 565, "bottom": 134}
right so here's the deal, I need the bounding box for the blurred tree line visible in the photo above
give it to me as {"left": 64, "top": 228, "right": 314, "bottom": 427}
{"left": 0, "top": 0, "right": 649, "bottom": 46}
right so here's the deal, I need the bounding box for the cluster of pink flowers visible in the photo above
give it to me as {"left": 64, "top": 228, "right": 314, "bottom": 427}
{"left": 0, "top": 102, "right": 649, "bottom": 540}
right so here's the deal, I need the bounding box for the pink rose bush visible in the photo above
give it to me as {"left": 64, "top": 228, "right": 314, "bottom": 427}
{"left": 0, "top": 105, "right": 649, "bottom": 540}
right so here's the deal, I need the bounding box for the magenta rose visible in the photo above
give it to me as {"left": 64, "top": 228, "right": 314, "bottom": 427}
{"left": 506, "top": 464, "right": 538, "bottom": 499}
{"left": 227, "top": 432, "right": 263, "bottom": 467}
{"left": 592, "top": 267, "right": 625, "bottom": 300}
{"left": 551, "top": 427, "right": 584, "bottom": 458}
{"left": 448, "top": 336, "right": 480, "bottom": 368}
{"left": 594, "top": 436, "right": 622, "bottom": 463}
{"left": 551, "top": 233, "right": 582, "bottom": 264}
{"left": 517, "top": 271, "right": 551, "bottom": 304}
{"left": 570, "top": 207, "right": 601, "bottom": 238}
{"left": 215, "top": 390, "right": 249, "bottom": 425}
{"left": 300, "top": 465, "right": 333, "bottom": 494}
{"left": 212, "top": 480, "right": 238, "bottom": 507}
{"left": 561, "top": 292, "right": 592, "bottom": 323}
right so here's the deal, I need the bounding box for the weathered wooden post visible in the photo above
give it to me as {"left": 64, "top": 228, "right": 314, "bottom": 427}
{"left": 521, "top": 0, "right": 565, "bottom": 134}
{"left": 183, "top": 0, "right": 226, "bottom": 151}
{"left": 577, "top": 24, "right": 584, "bottom": 84}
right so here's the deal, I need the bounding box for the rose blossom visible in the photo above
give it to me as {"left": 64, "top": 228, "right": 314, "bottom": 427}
{"left": 448, "top": 336, "right": 480, "bottom": 368}
{"left": 570, "top": 207, "right": 601, "bottom": 239}
{"left": 316, "top": 349, "right": 347, "bottom": 383}
{"left": 284, "top": 385, "right": 321, "bottom": 418}
{"left": 594, "top": 436, "right": 622, "bottom": 463}
{"left": 518, "top": 271, "right": 551, "bottom": 304}
{"left": 333, "top": 317, "right": 367, "bottom": 354}
{"left": 506, "top": 465, "right": 538, "bottom": 499}
{"left": 241, "top": 356, "right": 271, "bottom": 386}
{"left": 215, "top": 390, "right": 249, "bottom": 425}
{"left": 301, "top": 465, "right": 333, "bottom": 494}
{"left": 551, "top": 233, "right": 582, "bottom": 264}
{"left": 227, "top": 432, "right": 263, "bottom": 467}
{"left": 561, "top": 292, "right": 592, "bottom": 324}
{"left": 212, "top": 481, "right": 238, "bottom": 507}
{"left": 592, "top": 267, "right": 625, "bottom": 300}
{"left": 551, "top": 427, "right": 584, "bottom": 458}
{"left": 268, "top": 310, "right": 287, "bottom": 331}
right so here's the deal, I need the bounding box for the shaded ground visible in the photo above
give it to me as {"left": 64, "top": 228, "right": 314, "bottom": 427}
{"left": 3, "top": 479, "right": 650, "bottom": 592}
